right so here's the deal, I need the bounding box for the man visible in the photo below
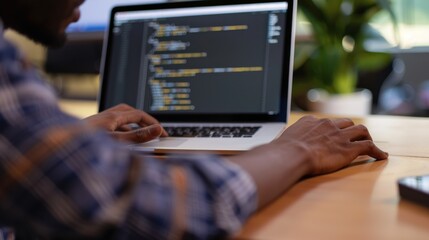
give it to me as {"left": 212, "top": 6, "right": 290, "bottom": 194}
{"left": 0, "top": 0, "right": 388, "bottom": 239}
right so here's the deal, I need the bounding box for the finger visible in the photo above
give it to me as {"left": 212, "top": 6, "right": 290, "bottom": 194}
{"left": 103, "top": 104, "right": 156, "bottom": 125}
{"left": 134, "top": 124, "right": 164, "bottom": 142}
{"left": 117, "top": 124, "right": 133, "bottom": 132}
{"left": 159, "top": 126, "right": 169, "bottom": 137}
{"left": 119, "top": 122, "right": 168, "bottom": 137}
{"left": 341, "top": 124, "right": 373, "bottom": 141}
{"left": 112, "top": 109, "right": 160, "bottom": 128}
{"left": 105, "top": 103, "right": 135, "bottom": 112}
{"left": 114, "top": 110, "right": 158, "bottom": 125}
{"left": 112, "top": 124, "right": 164, "bottom": 143}
{"left": 350, "top": 140, "right": 389, "bottom": 160}
{"left": 332, "top": 118, "right": 355, "bottom": 129}
{"left": 102, "top": 106, "right": 169, "bottom": 137}
{"left": 121, "top": 110, "right": 169, "bottom": 137}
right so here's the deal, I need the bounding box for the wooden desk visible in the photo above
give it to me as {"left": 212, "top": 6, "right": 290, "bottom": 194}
{"left": 238, "top": 113, "right": 429, "bottom": 240}
{"left": 59, "top": 100, "right": 429, "bottom": 240}
{"left": 59, "top": 99, "right": 98, "bottom": 118}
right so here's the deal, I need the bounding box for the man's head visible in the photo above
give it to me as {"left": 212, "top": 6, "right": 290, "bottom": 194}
{"left": 0, "top": 0, "right": 85, "bottom": 47}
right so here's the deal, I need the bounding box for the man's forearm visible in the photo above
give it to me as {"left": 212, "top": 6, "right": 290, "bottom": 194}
{"left": 227, "top": 141, "right": 310, "bottom": 209}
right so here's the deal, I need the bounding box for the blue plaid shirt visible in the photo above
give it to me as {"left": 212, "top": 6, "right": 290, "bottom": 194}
{"left": 0, "top": 21, "right": 257, "bottom": 239}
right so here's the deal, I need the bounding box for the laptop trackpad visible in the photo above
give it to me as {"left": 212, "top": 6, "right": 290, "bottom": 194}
{"left": 138, "top": 138, "right": 187, "bottom": 148}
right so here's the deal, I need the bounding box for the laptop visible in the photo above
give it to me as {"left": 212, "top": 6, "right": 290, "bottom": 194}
{"left": 98, "top": 0, "right": 297, "bottom": 154}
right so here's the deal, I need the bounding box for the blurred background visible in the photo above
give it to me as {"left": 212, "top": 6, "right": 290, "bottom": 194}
{"left": 5, "top": 0, "right": 429, "bottom": 117}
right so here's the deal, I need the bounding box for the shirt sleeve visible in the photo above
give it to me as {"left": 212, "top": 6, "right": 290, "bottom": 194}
{"left": 0, "top": 35, "right": 258, "bottom": 239}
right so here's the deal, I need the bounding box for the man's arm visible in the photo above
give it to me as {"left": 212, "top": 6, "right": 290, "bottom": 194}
{"left": 0, "top": 35, "right": 387, "bottom": 239}
{"left": 0, "top": 106, "right": 257, "bottom": 239}
{"left": 228, "top": 116, "right": 388, "bottom": 208}
{"left": 0, "top": 38, "right": 257, "bottom": 239}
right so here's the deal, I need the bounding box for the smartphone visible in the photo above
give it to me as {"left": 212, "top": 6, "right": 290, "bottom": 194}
{"left": 398, "top": 175, "right": 429, "bottom": 208}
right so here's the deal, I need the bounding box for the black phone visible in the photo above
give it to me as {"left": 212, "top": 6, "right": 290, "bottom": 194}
{"left": 398, "top": 175, "right": 429, "bottom": 208}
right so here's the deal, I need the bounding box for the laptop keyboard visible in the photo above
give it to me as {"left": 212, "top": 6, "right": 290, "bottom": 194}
{"left": 164, "top": 126, "right": 261, "bottom": 138}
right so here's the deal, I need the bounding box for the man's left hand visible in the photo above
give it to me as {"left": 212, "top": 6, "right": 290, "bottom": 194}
{"left": 83, "top": 104, "right": 168, "bottom": 143}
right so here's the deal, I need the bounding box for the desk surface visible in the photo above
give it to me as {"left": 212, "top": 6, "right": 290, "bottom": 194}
{"left": 239, "top": 113, "right": 429, "bottom": 240}
{"left": 59, "top": 100, "right": 429, "bottom": 240}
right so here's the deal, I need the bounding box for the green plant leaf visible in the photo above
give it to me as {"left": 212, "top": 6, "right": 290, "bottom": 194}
{"left": 295, "top": 0, "right": 397, "bottom": 95}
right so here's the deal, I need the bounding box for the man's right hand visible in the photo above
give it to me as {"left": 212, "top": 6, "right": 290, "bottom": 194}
{"left": 227, "top": 115, "right": 388, "bottom": 208}
{"left": 274, "top": 115, "right": 388, "bottom": 176}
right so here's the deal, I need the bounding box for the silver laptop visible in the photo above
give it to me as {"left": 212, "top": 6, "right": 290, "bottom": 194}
{"left": 99, "top": 0, "right": 297, "bottom": 154}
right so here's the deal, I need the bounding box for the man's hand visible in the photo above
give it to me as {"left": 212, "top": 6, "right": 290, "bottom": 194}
{"left": 275, "top": 115, "right": 388, "bottom": 175}
{"left": 228, "top": 115, "right": 388, "bottom": 208}
{"left": 83, "top": 104, "right": 168, "bottom": 143}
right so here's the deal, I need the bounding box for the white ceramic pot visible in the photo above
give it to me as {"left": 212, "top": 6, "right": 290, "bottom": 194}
{"left": 307, "top": 88, "right": 373, "bottom": 116}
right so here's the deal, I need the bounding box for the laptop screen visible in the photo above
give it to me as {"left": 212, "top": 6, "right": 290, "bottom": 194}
{"left": 100, "top": 0, "right": 295, "bottom": 122}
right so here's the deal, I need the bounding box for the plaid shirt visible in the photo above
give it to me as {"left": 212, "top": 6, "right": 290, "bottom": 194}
{"left": 0, "top": 22, "right": 257, "bottom": 239}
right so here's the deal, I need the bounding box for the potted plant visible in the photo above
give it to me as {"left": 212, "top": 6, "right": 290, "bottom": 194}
{"left": 293, "top": 0, "right": 397, "bottom": 116}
